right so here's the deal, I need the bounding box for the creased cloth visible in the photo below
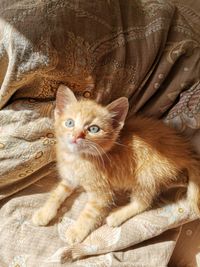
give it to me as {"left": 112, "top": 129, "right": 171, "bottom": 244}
{"left": 0, "top": 0, "right": 200, "bottom": 266}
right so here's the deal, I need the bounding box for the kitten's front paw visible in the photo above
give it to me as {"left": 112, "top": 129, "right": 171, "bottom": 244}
{"left": 65, "top": 225, "right": 88, "bottom": 245}
{"left": 106, "top": 212, "right": 124, "bottom": 227}
{"left": 32, "top": 207, "right": 56, "bottom": 226}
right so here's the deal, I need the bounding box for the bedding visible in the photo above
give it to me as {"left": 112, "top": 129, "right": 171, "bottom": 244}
{"left": 0, "top": 0, "right": 200, "bottom": 266}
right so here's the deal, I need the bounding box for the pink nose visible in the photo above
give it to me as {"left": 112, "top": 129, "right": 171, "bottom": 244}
{"left": 71, "top": 132, "right": 85, "bottom": 144}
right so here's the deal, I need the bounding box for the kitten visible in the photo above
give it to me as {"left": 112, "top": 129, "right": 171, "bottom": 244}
{"left": 32, "top": 85, "right": 200, "bottom": 245}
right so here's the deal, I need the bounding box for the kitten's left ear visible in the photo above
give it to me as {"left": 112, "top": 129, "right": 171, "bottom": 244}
{"left": 55, "top": 84, "right": 77, "bottom": 115}
{"left": 107, "top": 97, "right": 129, "bottom": 130}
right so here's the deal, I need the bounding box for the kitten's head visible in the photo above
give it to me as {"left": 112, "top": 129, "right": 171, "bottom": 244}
{"left": 55, "top": 85, "right": 129, "bottom": 156}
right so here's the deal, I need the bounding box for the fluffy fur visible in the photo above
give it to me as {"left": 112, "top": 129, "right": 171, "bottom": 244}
{"left": 32, "top": 85, "right": 200, "bottom": 245}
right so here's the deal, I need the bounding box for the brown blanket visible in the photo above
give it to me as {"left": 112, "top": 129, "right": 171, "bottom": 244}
{"left": 0, "top": 0, "right": 200, "bottom": 266}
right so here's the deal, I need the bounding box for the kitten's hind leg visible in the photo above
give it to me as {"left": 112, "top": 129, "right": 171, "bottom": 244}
{"left": 106, "top": 197, "right": 149, "bottom": 227}
{"left": 32, "top": 181, "right": 74, "bottom": 226}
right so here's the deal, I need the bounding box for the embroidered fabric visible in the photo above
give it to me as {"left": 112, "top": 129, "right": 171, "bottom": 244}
{"left": 0, "top": 0, "right": 200, "bottom": 266}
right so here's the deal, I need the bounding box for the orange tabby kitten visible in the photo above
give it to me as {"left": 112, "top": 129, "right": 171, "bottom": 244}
{"left": 32, "top": 85, "right": 200, "bottom": 245}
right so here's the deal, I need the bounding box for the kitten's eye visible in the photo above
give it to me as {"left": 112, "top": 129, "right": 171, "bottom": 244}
{"left": 88, "top": 125, "right": 100, "bottom": 133}
{"left": 64, "top": 119, "right": 75, "bottom": 128}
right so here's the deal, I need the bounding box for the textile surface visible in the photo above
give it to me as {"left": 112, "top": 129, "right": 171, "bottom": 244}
{"left": 0, "top": 0, "right": 200, "bottom": 266}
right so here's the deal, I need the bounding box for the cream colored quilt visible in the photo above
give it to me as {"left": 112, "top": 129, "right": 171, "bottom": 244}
{"left": 0, "top": 0, "right": 200, "bottom": 266}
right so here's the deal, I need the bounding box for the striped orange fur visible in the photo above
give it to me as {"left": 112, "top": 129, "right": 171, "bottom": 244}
{"left": 32, "top": 85, "right": 200, "bottom": 245}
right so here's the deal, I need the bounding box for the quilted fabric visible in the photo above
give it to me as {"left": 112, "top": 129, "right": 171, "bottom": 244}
{"left": 0, "top": 0, "right": 200, "bottom": 266}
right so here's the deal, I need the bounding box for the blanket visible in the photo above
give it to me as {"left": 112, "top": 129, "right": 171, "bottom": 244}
{"left": 0, "top": 0, "right": 200, "bottom": 266}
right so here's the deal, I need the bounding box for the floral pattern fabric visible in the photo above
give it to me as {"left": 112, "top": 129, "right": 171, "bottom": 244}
{"left": 0, "top": 0, "right": 200, "bottom": 266}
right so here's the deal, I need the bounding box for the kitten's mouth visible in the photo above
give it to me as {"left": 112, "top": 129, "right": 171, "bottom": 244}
{"left": 67, "top": 140, "right": 103, "bottom": 156}
{"left": 67, "top": 140, "right": 88, "bottom": 153}
{"left": 67, "top": 142, "right": 82, "bottom": 152}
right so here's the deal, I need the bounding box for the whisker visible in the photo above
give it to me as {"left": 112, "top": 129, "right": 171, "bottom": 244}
{"left": 113, "top": 141, "right": 129, "bottom": 148}
{"left": 92, "top": 137, "right": 129, "bottom": 148}
{"left": 92, "top": 146, "right": 106, "bottom": 169}
{"left": 83, "top": 140, "right": 106, "bottom": 169}
{"left": 94, "top": 143, "right": 112, "bottom": 164}
{"left": 77, "top": 140, "right": 115, "bottom": 189}
{"left": 86, "top": 139, "right": 111, "bottom": 161}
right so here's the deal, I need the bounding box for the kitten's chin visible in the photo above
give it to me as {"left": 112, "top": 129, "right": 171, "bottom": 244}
{"left": 66, "top": 143, "right": 104, "bottom": 157}
{"left": 67, "top": 143, "right": 81, "bottom": 154}
{"left": 66, "top": 143, "right": 90, "bottom": 155}
{"left": 66, "top": 138, "right": 115, "bottom": 156}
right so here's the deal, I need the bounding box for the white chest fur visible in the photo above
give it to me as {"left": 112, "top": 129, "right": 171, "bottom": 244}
{"left": 57, "top": 152, "right": 92, "bottom": 189}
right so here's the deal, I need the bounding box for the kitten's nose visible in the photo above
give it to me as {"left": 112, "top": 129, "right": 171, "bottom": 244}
{"left": 71, "top": 132, "right": 85, "bottom": 143}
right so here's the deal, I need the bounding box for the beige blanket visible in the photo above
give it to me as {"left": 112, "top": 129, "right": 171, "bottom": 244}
{"left": 0, "top": 0, "right": 200, "bottom": 266}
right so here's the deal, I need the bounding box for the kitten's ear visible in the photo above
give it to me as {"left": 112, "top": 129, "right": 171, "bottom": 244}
{"left": 107, "top": 97, "right": 129, "bottom": 130}
{"left": 55, "top": 85, "right": 77, "bottom": 115}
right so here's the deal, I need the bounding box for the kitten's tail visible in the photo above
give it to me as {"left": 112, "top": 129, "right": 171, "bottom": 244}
{"left": 187, "top": 162, "right": 200, "bottom": 216}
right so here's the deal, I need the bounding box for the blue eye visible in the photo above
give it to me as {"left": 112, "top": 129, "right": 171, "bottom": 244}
{"left": 65, "top": 119, "right": 75, "bottom": 128}
{"left": 88, "top": 125, "right": 100, "bottom": 133}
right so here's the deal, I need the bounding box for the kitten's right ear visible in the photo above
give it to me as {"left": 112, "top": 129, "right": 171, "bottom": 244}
{"left": 55, "top": 85, "right": 77, "bottom": 115}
